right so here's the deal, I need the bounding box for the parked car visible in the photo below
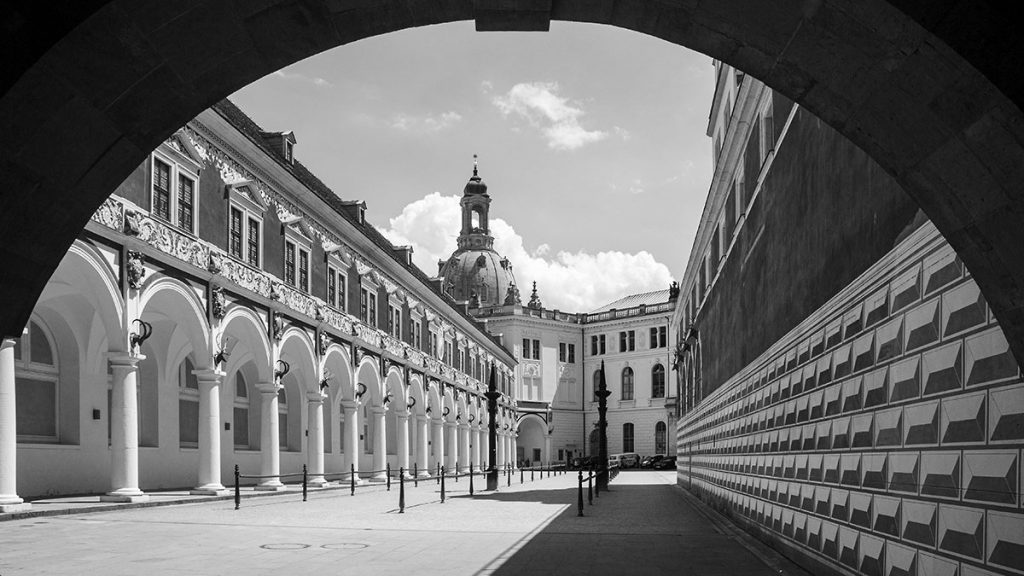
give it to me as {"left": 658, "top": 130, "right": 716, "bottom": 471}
{"left": 610, "top": 452, "right": 640, "bottom": 469}
{"left": 641, "top": 454, "right": 665, "bottom": 468}
{"left": 571, "top": 455, "right": 598, "bottom": 469}
{"left": 653, "top": 455, "right": 677, "bottom": 470}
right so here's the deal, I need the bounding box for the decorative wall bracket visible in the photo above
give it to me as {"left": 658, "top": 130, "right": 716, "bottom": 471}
{"left": 210, "top": 285, "right": 226, "bottom": 319}
{"left": 129, "top": 318, "right": 152, "bottom": 355}
{"left": 126, "top": 250, "right": 146, "bottom": 289}
{"left": 274, "top": 359, "right": 290, "bottom": 384}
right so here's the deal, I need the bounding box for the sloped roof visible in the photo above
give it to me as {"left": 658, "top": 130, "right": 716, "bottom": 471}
{"left": 589, "top": 289, "right": 672, "bottom": 313}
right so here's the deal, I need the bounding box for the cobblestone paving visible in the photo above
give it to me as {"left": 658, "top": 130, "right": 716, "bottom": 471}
{"left": 0, "top": 471, "right": 800, "bottom": 575}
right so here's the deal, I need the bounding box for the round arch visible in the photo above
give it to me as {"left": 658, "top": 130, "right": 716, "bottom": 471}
{"left": 321, "top": 343, "right": 354, "bottom": 401}
{"left": 138, "top": 275, "right": 213, "bottom": 369}
{"left": 278, "top": 326, "right": 317, "bottom": 394}
{"left": 2, "top": 2, "right": 1024, "bottom": 368}
{"left": 220, "top": 306, "right": 273, "bottom": 384}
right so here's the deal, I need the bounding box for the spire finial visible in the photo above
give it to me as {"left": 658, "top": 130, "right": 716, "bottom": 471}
{"left": 473, "top": 154, "right": 478, "bottom": 177}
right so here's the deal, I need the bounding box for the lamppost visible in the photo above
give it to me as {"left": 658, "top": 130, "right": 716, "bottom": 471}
{"left": 484, "top": 364, "right": 500, "bottom": 490}
{"left": 596, "top": 360, "right": 611, "bottom": 490}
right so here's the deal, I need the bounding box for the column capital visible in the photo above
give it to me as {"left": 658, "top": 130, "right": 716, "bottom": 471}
{"left": 109, "top": 352, "right": 145, "bottom": 368}
{"left": 192, "top": 368, "right": 225, "bottom": 384}
{"left": 256, "top": 381, "right": 281, "bottom": 395}
{"left": 306, "top": 391, "right": 327, "bottom": 404}
{"left": 1, "top": 337, "right": 17, "bottom": 350}
{"left": 370, "top": 405, "right": 387, "bottom": 416}
{"left": 340, "top": 399, "right": 360, "bottom": 411}
{"left": 395, "top": 410, "right": 410, "bottom": 421}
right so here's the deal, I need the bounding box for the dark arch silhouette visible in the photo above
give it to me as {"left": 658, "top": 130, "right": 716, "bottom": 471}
{"left": 3, "top": 1, "right": 1024, "bottom": 364}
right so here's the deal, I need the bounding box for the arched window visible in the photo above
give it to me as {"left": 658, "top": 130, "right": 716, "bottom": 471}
{"left": 592, "top": 370, "right": 601, "bottom": 402}
{"left": 651, "top": 364, "right": 665, "bottom": 398}
{"left": 622, "top": 423, "right": 634, "bottom": 453}
{"left": 621, "top": 367, "right": 634, "bottom": 401}
{"left": 14, "top": 319, "right": 59, "bottom": 442}
{"left": 655, "top": 421, "right": 667, "bottom": 454}
{"left": 233, "top": 372, "right": 250, "bottom": 449}
{"left": 278, "top": 387, "right": 288, "bottom": 448}
{"left": 178, "top": 356, "right": 200, "bottom": 447}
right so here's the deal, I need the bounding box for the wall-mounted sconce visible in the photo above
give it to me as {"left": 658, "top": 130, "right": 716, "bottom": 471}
{"left": 356, "top": 382, "right": 367, "bottom": 400}
{"left": 274, "top": 359, "right": 290, "bottom": 383}
{"left": 319, "top": 369, "right": 333, "bottom": 393}
{"left": 129, "top": 319, "right": 152, "bottom": 355}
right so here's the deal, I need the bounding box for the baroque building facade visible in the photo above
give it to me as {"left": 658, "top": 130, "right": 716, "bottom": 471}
{"left": 0, "top": 100, "right": 518, "bottom": 509}
{"left": 673, "top": 62, "right": 1024, "bottom": 576}
{"left": 441, "top": 167, "right": 680, "bottom": 467}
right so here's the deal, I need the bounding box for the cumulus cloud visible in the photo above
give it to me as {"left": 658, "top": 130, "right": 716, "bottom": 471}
{"left": 391, "top": 111, "right": 463, "bottom": 133}
{"left": 492, "top": 82, "right": 608, "bottom": 151}
{"left": 379, "top": 194, "right": 673, "bottom": 311}
{"left": 273, "top": 69, "right": 332, "bottom": 87}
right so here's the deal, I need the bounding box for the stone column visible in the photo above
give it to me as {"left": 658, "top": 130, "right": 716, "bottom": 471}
{"left": 306, "top": 391, "right": 328, "bottom": 487}
{"left": 416, "top": 414, "right": 430, "bottom": 477}
{"left": 445, "top": 420, "right": 458, "bottom": 471}
{"left": 459, "top": 423, "right": 470, "bottom": 473}
{"left": 255, "top": 382, "right": 284, "bottom": 491}
{"left": 431, "top": 417, "right": 444, "bottom": 472}
{"left": 496, "top": 431, "right": 506, "bottom": 469}
{"left": 102, "top": 353, "right": 149, "bottom": 502}
{"left": 513, "top": 434, "right": 519, "bottom": 469}
{"left": 341, "top": 400, "right": 361, "bottom": 484}
{"left": 544, "top": 434, "right": 552, "bottom": 468}
{"left": 371, "top": 406, "right": 387, "bottom": 481}
{"left": 396, "top": 411, "right": 410, "bottom": 477}
{"left": 0, "top": 338, "right": 29, "bottom": 512}
{"left": 476, "top": 426, "right": 486, "bottom": 472}
{"left": 191, "top": 369, "right": 229, "bottom": 495}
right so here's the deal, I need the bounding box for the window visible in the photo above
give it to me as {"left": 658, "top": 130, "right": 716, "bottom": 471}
{"left": 532, "top": 339, "right": 540, "bottom": 360}
{"left": 621, "top": 367, "right": 634, "bottom": 400}
{"left": 444, "top": 340, "right": 453, "bottom": 365}
{"left": 590, "top": 335, "right": 598, "bottom": 356}
{"left": 178, "top": 356, "right": 199, "bottom": 447}
{"left": 619, "top": 330, "right": 635, "bottom": 352}
{"left": 759, "top": 99, "right": 775, "bottom": 162}
{"left": 360, "top": 286, "right": 377, "bottom": 327}
{"left": 412, "top": 319, "right": 422, "bottom": 349}
{"left": 14, "top": 319, "right": 59, "bottom": 442}
{"left": 283, "top": 224, "right": 311, "bottom": 293}
{"left": 388, "top": 304, "right": 402, "bottom": 338}
{"left": 327, "top": 265, "right": 347, "bottom": 311}
{"left": 652, "top": 364, "right": 665, "bottom": 398}
{"left": 558, "top": 343, "right": 576, "bottom": 363}
{"left": 227, "top": 184, "right": 263, "bottom": 268}
{"left": 623, "top": 423, "right": 634, "bottom": 453}
{"left": 522, "top": 338, "right": 540, "bottom": 360}
{"left": 655, "top": 422, "right": 667, "bottom": 454}
{"left": 151, "top": 152, "right": 198, "bottom": 233}
{"left": 649, "top": 326, "right": 667, "bottom": 349}
{"left": 599, "top": 334, "right": 605, "bottom": 354}
{"left": 233, "top": 372, "right": 250, "bottom": 448}
{"left": 285, "top": 242, "right": 296, "bottom": 286}
{"left": 568, "top": 343, "right": 575, "bottom": 363}
{"left": 298, "top": 249, "right": 309, "bottom": 293}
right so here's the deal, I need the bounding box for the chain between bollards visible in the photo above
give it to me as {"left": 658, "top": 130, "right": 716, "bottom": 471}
{"left": 399, "top": 466, "right": 405, "bottom": 513}
{"left": 577, "top": 470, "right": 584, "bottom": 517}
{"left": 351, "top": 463, "right": 356, "bottom": 496}
{"left": 302, "top": 464, "right": 308, "bottom": 502}
{"left": 234, "top": 464, "right": 240, "bottom": 510}
{"left": 440, "top": 465, "right": 446, "bottom": 503}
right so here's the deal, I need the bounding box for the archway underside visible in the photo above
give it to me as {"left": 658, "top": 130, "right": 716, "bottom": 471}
{"left": 3, "top": 0, "right": 1024, "bottom": 362}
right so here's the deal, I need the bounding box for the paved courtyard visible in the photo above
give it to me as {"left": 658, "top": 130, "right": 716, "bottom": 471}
{"left": 0, "top": 471, "right": 806, "bottom": 575}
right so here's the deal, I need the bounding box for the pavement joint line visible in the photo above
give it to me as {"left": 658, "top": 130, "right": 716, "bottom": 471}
{"left": 472, "top": 504, "right": 570, "bottom": 576}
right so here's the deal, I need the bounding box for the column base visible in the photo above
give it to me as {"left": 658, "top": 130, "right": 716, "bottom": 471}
{"left": 308, "top": 478, "right": 329, "bottom": 488}
{"left": 101, "top": 489, "right": 149, "bottom": 503}
{"left": 191, "top": 484, "right": 231, "bottom": 496}
{"left": 416, "top": 470, "right": 432, "bottom": 478}
{"left": 368, "top": 474, "right": 387, "bottom": 483}
{"left": 0, "top": 496, "right": 31, "bottom": 513}
{"left": 255, "top": 481, "right": 286, "bottom": 492}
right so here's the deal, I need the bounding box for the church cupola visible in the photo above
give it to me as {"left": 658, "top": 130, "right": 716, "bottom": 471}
{"left": 458, "top": 155, "right": 494, "bottom": 251}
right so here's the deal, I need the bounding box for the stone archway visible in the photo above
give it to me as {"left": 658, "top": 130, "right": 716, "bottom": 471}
{"left": 3, "top": 1, "right": 1024, "bottom": 365}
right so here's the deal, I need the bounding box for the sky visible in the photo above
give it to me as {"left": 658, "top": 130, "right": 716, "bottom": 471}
{"left": 230, "top": 20, "right": 715, "bottom": 312}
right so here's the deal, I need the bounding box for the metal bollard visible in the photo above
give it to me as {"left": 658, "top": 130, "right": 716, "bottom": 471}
{"left": 521, "top": 467, "right": 524, "bottom": 484}
{"left": 508, "top": 464, "right": 511, "bottom": 487}
{"left": 414, "top": 463, "right": 418, "bottom": 488}
{"left": 455, "top": 461, "right": 459, "bottom": 483}
{"left": 351, "top": 463, "right": 356, "bottom": 496}
{"left": 234, "top": 464, "right": 240, "bottom": 510}
{"left": 387, "top": 463, "right": 391, "bottom": 492}
{"left": 437, "top": 463, "right": 441, "bottom": 484}
{"left": 469, "top": 461, "right": 474, "bottom": 496}
{"left": 588, "top": 472, "right": 593, "bottom": 505}
{"left": 302, "top": 464, "right": 308, "bottom": 502}
{"left": 440, "top": 466, "right": 446, "bottom": 503}
{"left": 531, "top": 467, "right": 535, "bottom": 481}
{"left": 399, "top": 467, "right": 405, "bottom": 514}
{"left": 577, "top": 470, "right": 584, "bottom": 517}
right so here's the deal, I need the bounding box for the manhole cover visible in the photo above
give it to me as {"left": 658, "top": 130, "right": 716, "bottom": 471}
{"left": 321, "top": 543, "right": 369, "bottom": 550}
{"left": 260, "top": 543, "right": 310, "bottom": 550}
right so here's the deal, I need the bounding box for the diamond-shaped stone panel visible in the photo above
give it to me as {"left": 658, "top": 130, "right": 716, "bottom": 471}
{"left": 832, "top": 418, "right": 850, "bottom": 451}
{"left": 905, "top": 298, "right": 940, "bottom": 352}
{"left": 826, "top": 319, "right": 843, "bottom": 350}
{"left": 904, "top": 400, "right": 939, "bottom": 446}
{"left": 873, "top": 495, "right": 901, "bottom": 537}
{"left": 865, "top": 367, "right": 889, "bottom": 408}
{"left": 891, "top": 357, "right": 921, "bottom": 402}
{"left": 839, "top": 526, "right": 861, "bottom": 569}
{"left": 822, "top": 521, "right": 840, "bottom": 559}
{"left": 825, "top": 383, "right": 842, "bottom": 417}
{"left": 834, "top": 343, "right": 853, "bottom": 379}
{"left": 942, "top": 280, "right": 987, "bottom": 337}
{"left": 941, "top": 390, "right": 986, "bottom": 445}
{"left": 859, "top": 533, "right": 885, "bottom": 576}
{"left": 844, "top": 377, "right": 864, "bottom": 412}
{"left": 892, "top": 265, "right": 922, "bottom": 314}
{"left": 832, "top": 488, "right": 850, "bottom": 521}
{"left": 889, "top": 452, "right": 920, "bottom": 494}
{"left": 963, "top": 450, "right": 1017, "bottom": 506}
{"left": 845, "top": 304, "right": 865, "bottom": 341}
{"left": 965, "top": 328, "right": 1018, "bottom": 387}
{"left": 923, "top": 342, "right": 963, "bottom": 396}
{"left": 877, "top": 317, "right": 904, "bottom": 363}
{"left": 807, "top": 516, "right": 823, "bottom": 551}
{"left": 854, "top": 332, "right": 876, "bottom": 373}
{"left": 917, "top": 550, "right": 958, "bottom": 576}
{"left": 876, "top": 407, "right": 903, "bottom": 447}
{"left": 923, "top": 245, "right": 962, "bottom": 296}
{"left": 986, "top": 510, "right": 1024, "bottom": 573}
{"left": 842, "top": 453, "right": 862, "bottom": 487}
{"left": 989, "top": 383, "right": 1024, "bottom": 443}
{"left": 866, "top": 287, "right": 890, "bottom": 329}
{"left": 864, "top": 453, "right": 888, "bottom": 490}
{"left": 902, "top": 498, "right": 937, "bottom": 546}
{"left": 938, "top": 503, "right": 984, "bottom": 560}
{"left": 852, "top": 413, "right": 874, "bottom": 448}
{"left": 884, "top": 541, "right": 917, "bottom": 576}
{"left": 921, "top": 451, "right": 961, "bottom": 500}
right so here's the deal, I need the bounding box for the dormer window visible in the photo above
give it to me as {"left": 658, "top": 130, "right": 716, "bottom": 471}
{"left": 284, "top": 139, "right": 294, "bottom": 163}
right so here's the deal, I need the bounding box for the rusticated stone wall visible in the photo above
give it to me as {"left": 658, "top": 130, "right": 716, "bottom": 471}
{"left": 678, "top": 223, "right": 1024, "bottom": 576}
